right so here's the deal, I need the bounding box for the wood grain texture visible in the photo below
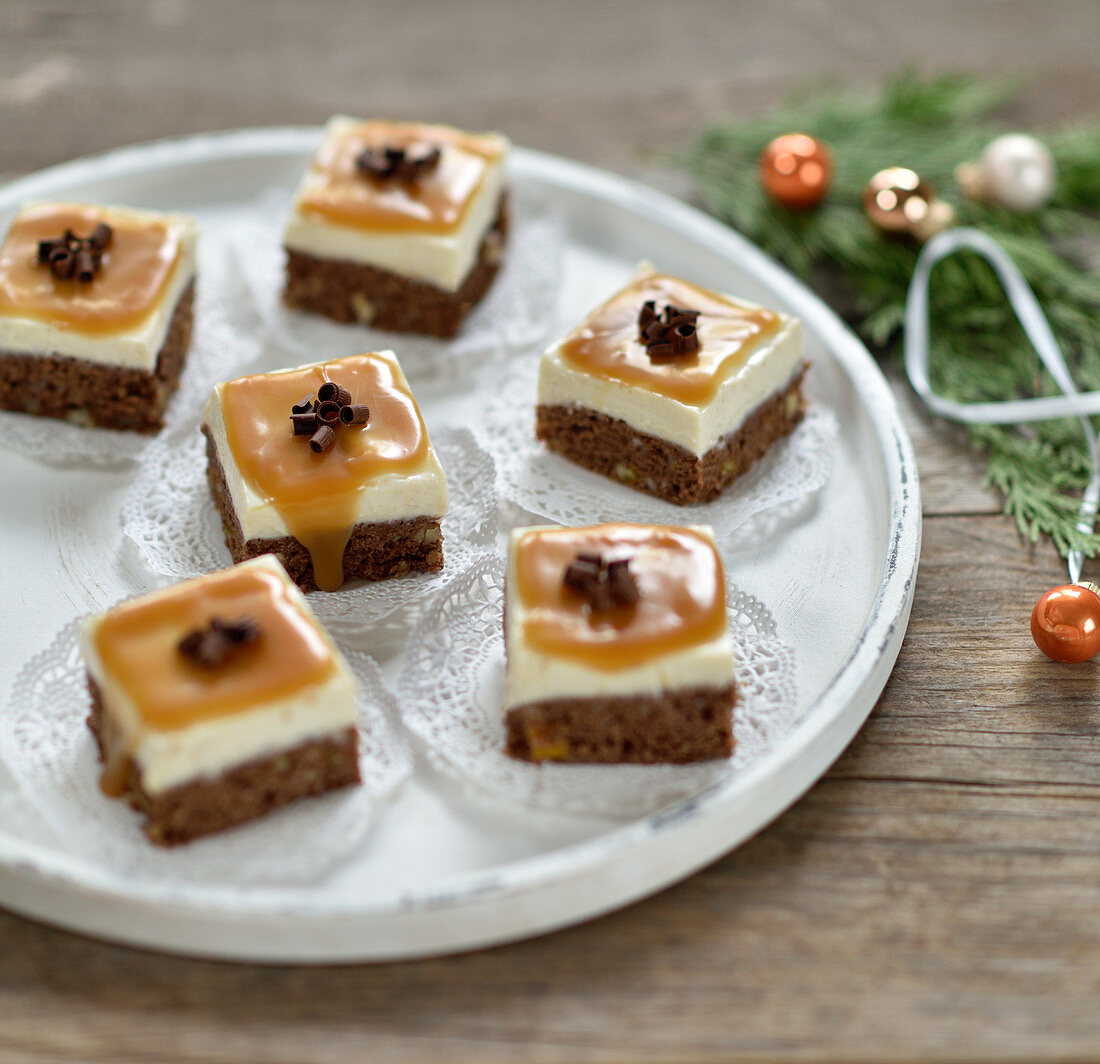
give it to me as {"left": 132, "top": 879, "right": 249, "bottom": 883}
{"left": 2, "top": 1, "right": 1100, "bottom": 1061}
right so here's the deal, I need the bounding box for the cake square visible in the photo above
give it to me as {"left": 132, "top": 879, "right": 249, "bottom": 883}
{"left": 504, "top": 523, "right": 736, "bottom": 763}
{"left": 202, "top": 350, "right": 448, "bottom": 592}
{"left": 79, "top": 555, "right": 361, "bottom": 845}
{"left": 0, "top": 201, "right": 198, "bottom": 432}
{"left": 283, "top": 116, "right": 509, "bottom": 337}
{"left": 536, "top": 266, "right": 806, "bottom": 504}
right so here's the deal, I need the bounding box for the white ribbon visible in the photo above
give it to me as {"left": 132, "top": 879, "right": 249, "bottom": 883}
{"left": 904, "top": 227, "right": 1100, "bottom": 581}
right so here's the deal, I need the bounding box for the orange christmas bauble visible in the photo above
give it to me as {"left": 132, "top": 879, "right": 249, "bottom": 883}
{"left": 758, "top": 133, "right": 832, "bottom": 209}
{"left": 1030, "top": 582, "right": 1100, "bottom": 663}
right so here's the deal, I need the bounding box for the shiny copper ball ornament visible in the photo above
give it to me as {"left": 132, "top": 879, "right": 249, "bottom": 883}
{"left": 862, "top": 167, "right": 955, "bottom": 241}
{"left": 1030, "top": 581, "right": 1100, "bottom": 663}
{"left": 758, "top": 133, "right": 833, "bottom": 209}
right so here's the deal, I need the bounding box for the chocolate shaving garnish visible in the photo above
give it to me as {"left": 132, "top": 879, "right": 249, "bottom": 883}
{"left": 563, "top": 551, "right": 640, "bottom": 611}
{"left": 309, "top": 423, "right": 336, "bottom": 454}
{"left": 637, "top": 301, "right": 702, "bottom": 361}
{"left": 178, "top": 616, "right": 260, "bottom": 669}
{"left": 317, "top": 381, "right": 351, "bottom": 406}
{"left": 36, "top": 223, "right": 113, "bottom": 282}
{"left": 316, "top": 400, "right": 342, "bottom": 425}
{"left": 289, "top": 380, "right": 369, "bottom": 450}
{"left": 340, "top": 403, "right": 370, "bottom": 426}
{"left": 356, "top": 142, "right": 442, "bottom": 183}
{"left": 290, "top": 411, "right": 319, "bottom": 436}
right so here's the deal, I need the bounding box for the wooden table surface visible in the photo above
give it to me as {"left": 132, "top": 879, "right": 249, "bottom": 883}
{"left": 2, "top": 3, "right": 1099, "bottom": 1061}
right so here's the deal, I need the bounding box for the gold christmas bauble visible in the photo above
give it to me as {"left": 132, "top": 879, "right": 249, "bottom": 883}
{"left": 862, "top": 167, "right": 954, "bottom": 241}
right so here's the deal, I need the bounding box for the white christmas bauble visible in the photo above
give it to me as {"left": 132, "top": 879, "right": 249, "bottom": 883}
{"left": 977, "top": 133, "right": 1057, "bottom": 211}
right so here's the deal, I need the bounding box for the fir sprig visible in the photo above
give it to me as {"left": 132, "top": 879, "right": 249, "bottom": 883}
{"left": 677, "top": 72, "right": 1100, "bottom": 558}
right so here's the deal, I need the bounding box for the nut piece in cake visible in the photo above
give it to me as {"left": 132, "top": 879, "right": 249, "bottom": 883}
{"left": 79, "top": 555, "right": 361, "bottom": 845}
{"left": 283, "top": 116, "right": 509, "bottom": 337}
{"left": 536, "top": 266, "right": 806, "bottom": 504}
{"left": 202, "top": 350, "right": 448, "bottom": 592}
{"left": 504, "top": 523, "right": 736, "bottom": 763}
{"left": 0, "top": 201, "right": 198, "bottom": 432}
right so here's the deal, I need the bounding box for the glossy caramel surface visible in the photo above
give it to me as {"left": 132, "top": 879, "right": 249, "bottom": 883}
{"left": 93, "top": 562, "right": 337, "bottom": 732}
{"left": 559, "top": 272, "right": 781, "bottom": 406}
{"left": 0, "top": 204, "right": 181, "bottom": 334}
{"left": 220, "top": 353, "right": 430, "bottom": 591}
{"left": 513, "top": 524, "right": 727, "bottom": 670}
{"left": 297, "top": 121, "right": 503, "bottom": 234}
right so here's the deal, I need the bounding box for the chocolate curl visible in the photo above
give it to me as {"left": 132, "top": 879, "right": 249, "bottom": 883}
{"left": 290, "top": 411, "right": 319, "bottom": 436}
{"left": 564, "top": 551, "right": 603, "bottom": 593}
{"left": 37, "top": 237, "right": 64, "bottom": 265}
{"left": 317, "top": 381, "right": 352, "bottom": 406}
{"left": 88, "top": 223, "right": 113, "bottom": 251}
{"left": 48, "top": 246, "right": 75, "bottom": 279}
{"left": 340, "top": 403, "right": 370, "bottom": 426}
{"left": 309, "top": 423, "right": 336, "bottom": 454}
{"left": 637, "top": 300, "right": 657, "bottom": 337}
{"left": 74, "top": 247, "right": 97, "bottom": 283}
{"left": 606, "top": 559, "right": 639, "bottom": 606}
{"left": 178, "top": 615, "right": 261, "bottom": 669}
{"left": 316, "top": 400, "right": 342, "bottom": 425}
{"left": 291, "top": 394, "right": 316, "bottom": 415}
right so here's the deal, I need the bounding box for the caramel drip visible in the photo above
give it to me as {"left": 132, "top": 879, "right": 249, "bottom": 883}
{"left": 298, "top": 121, "right": 501, "bottom": 234}
{"left": 560, "top": 273, "right": 781, "bottom": 406}
{"left": 94, "top": 564, "right": 337, "bottom": 733}
{"left": 221, "top": 354, "right": 429, "bottom": 591}
{"left": 514, "top": 525, "right": 727, "bottom": 670}
{"left": 0, "top": 205, "right": 181, "bottom": 334}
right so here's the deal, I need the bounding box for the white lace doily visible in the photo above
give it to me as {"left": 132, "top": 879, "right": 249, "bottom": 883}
{"left": 122, "top": 426, "right": 498, "bottom": 629}
{"left": 227, "top": 186, "right": 564, "bottom": 388}
{"left": 396, "top": 554, "right": 798, "bottom": 817}
{"left": 0, "top": 621, "right": 411, "bottom": 885}
{"left": 477, "top": 355, "right": 838, "bottom": 542}
{"left": 0, "top": 236, "right": 265, "bottom": 468}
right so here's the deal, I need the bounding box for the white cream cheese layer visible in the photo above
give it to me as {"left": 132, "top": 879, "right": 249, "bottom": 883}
{"left": 79, "top": 556, "right": 359, "bottom": 795}
{"left": 503, "top": 526, "right": 735, "bottom": 709}
{"left": 202, "top": 352, "right": 448, "bottom": 542}
{"left": 283, "top": 116, "right": 508, "bottom": 292}
{"left": 0, "top": 204, "right": 198, "bottom": 370}
{"left": 538, "top": 307, "right": 803, "bottom": 458}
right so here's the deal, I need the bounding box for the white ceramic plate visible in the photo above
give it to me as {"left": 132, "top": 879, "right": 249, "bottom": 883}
{"left": 0, "top": 129, "right": 919, "bottom": 962}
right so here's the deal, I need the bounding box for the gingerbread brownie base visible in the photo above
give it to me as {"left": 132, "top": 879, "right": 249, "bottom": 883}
{"left": 0, "top": 281, "right": 194, "bottom": 433}
{"left": 87, "top": 676, "right": 360, "bottom": 846}
{"left": 204, "top": 426, "right": 444, "bottom": 592}
{"left": 536, "top": 366, "right": 808, "bottom": 506}
{"left": 505, "top": 683, "right": 736, "bottom": 764}
{"left": 282, "top": 200, "right": 508, "bottom": 338}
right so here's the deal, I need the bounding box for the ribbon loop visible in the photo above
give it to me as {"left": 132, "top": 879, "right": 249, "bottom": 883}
{"left": 903, "top": 227, "right": 1099, "bottom": 580}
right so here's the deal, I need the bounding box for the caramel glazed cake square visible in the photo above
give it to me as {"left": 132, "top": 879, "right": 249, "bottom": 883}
{"left": 283, "top": 116, "right": 509, "bottom": 338}
{"left": 504, "top": 523, "right": 737, "bottom": 764}
{"left": 0, "top": 201, "right": 198, "bottom": 432}
{"left": 202, "top": 350, "right": 448, "bottom": 593}
{"left": 80, "top": 555, "right": 361, "bottom": 845}
{"left": 536, "top": 266, "right": 807, "bottom": 505}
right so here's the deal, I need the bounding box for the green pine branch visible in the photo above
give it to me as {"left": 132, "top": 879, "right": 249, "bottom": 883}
{"left": 676, "top": 71, "right": 1100, "bottom": 558}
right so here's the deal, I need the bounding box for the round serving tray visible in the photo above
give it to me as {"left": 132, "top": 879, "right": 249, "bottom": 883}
{"left": 0, "top": 128, "right": 919, "bottom": 962}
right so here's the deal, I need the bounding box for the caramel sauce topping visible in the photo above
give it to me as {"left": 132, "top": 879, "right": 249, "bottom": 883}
{"left": 0, "top": 204, "right": 181, "bottom": 335}
{"left": 514, "top": 525, "right": 727, "bottom": 670}
{"left": 298, "top": 121, "right": 502, "bottom": 234}
{"left": 220, "top": 354, "right": 429, "bottom": 592}
{"left": 559, "top": 272, "right": 782, "bottom": 406}
{"left": 94, "top": 563, "right": 337, "bottom": 736}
